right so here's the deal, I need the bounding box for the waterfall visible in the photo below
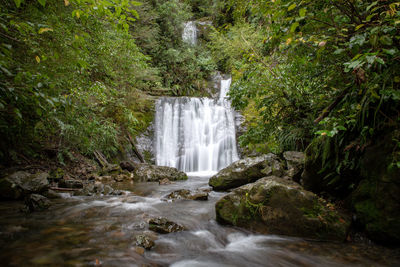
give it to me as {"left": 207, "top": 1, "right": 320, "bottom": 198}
{"left": 182, "top": 21, "right": 197, "bottom": 45}
{"left": 154, "top": 78, "right": 239, "bottom": 174}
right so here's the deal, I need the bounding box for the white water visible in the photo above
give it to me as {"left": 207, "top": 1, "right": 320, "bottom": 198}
{"left": 182, "top": 21, "right": 197, "bottom": 45}
{"left": 155, "top": 78, "right": 239, "bottom": 174}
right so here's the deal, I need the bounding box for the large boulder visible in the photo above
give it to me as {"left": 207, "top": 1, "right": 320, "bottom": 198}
{"left": 209, "top": 154, "right": 283, "bottom": 191}
{"left": 132, "top": 163, "right": 187, "bottom": 182}
{"left": 215, "top": 176, "right": 350, "bottom": 241}
{"left": 0, "top": 171, "right": 49, "bottom": 200}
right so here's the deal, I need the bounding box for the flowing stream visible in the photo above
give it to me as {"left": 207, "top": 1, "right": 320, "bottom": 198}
{"left": 0, "top": 21, "right": 399, "bottom": 267}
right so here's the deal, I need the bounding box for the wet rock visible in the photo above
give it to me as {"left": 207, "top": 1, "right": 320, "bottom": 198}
{"left": 42, "top": 189, "right": 62, "bottom": 199}
{"left": 134, "top": 246, "right": 145, "bottom": 255}
{"left": 166, "top": 189, "right": 208, "bottom": 201}
{"left": 73, "top": 182, "right": 117, "bottom": 196}
{"left": 215, "top": 176, "right": 350, "bottom": 241}
{"left": 209, "top": 154, "right": 281, "bottom": 191}
{"left": 159, "top": 178, "right": 172, "bottom": 185}
{"left": 134, "top": 234, "right": 156, "bottom": 249}
{"left": 133, "top": 163, "right": 187, "bottom": 182}
{"left": 0, "top": 171, "right": 49, "bottom": 200}
{"left": 58, "top": 179, "right": 83, "bottom": 189}
{"left": 25, "top": 194, "right": 51, "bottom": 212}
{"left": 120, "top": 161, "right": 136, "bottom": 172}
{"left": 148, "top": 217, "right": 185, "bottom": 234}
{"left": 283, "top": 151, "right": 305, "bottom": 182}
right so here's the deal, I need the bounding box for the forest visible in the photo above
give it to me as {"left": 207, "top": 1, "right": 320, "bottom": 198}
{"left": 0, "top": 0, "right": 399, "bottom": 265}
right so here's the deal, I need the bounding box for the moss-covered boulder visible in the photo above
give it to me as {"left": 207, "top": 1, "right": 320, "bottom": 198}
{"left": 352, "top": 131, "right": 400, "bottom": 245}
{"left": 133, "top": 163, "right": 187, "bottom": 182}
{"left": 215, "top": 176, "right": 350, "bottom": 241}
{"left": 209, "top": 154, "right": 282, "bottom": 191}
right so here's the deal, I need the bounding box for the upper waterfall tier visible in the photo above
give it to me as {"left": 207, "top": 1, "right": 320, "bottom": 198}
{"left": 182, "top": 21, "right": 197, "bottom": 45}
{"left": 155, "top": 80, "right": 239, "bottom": 173}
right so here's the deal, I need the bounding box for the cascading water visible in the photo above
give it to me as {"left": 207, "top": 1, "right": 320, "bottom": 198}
{"left": 182, "top": 21, "right": 197, "bottom": 45}
{"left": 155, "top": 78, "right": 239, "bottom": 174}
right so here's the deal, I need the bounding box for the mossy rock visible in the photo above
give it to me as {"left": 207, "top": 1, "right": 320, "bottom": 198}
{"left": 209, "top": 154, "right": 282, "bottom": 191}
{"left": 215, "top": 176, "right": 350, "bottom": 241}
{"left": 132, "top": 163, "right": 187, "bottom": 182}
{"left": 351, "top": 131, "right": 400, "bottom": 245}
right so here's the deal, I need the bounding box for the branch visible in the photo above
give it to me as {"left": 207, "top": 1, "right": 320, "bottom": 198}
{"left": 314, "top": 87, "right": 350, "bottom": 124}
{"left": 127, "top": 134, "right": 145, "bottom": 163}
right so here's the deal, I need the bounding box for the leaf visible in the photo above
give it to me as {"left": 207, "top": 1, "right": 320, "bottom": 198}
{"left": 35, "top": 56, "right": 40, "bottom": 63}
{"left": 64, "top": 0, "right": 69, "bottom": 6}
{"left": 299, "top": 8, "right": 306, "bottom": 17}
{"left": 380, "top": 35, "right": 393, "bottom": 46}
{"left": 355, "top": 24, "right": 364, "bottom": 31}
{"left": 366, "top": 1, "right": 379, "bottom": 11}
{"left": 38, "top": 27, "right": 53, "bottom": 34}
{"left": 383, "top": 49, "right": 396, "bottom": 56}
{"left": 290, "top": 22, "right": 299, "bottom": 33}
{"left": 37, "top": 0, "right": 46, "bottom": 7}
{"left": 375, "top": 57, "right": 385, "bottom": 65}
{"left": 14, "top": 0, "right": 22, "bottom": 8}
{"left": 288, "top": 3, "right": 296, "bottom": 11}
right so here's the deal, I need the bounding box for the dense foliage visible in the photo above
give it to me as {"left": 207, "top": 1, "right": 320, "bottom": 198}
{"left": 0, "top": 0, "right": 217, "bottom": 165}
{"left": 209, "top": 0, "right": 400, "bottom": 194}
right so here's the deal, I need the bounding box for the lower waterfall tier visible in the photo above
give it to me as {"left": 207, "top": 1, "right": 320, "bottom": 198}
{"left": 155, "top": 97, "right": 239, "bottom": 173}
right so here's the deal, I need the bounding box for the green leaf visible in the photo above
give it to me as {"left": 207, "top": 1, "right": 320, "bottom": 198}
{"left": 375, "top": 57, "right": 385, "bottom": 65}
{"left": 288, "top": 3, "right": 296, "bottom": 11}
{"left": 290, "top": 22, "right": 299, "bottom": 33}
{"left": 380, "top": 35, "right": 393, "bottom": 46}
{"left": 383, "top": 49, "right": 396, "bottom": 56}
{"left": 355, "top": 24, "right": 364, "bottom": 31}
{"left": 37, "top": 0, "right": 46, "bottom": 7}
{"left": 13, "top": 0, "right": 22, "bottom": 8}
{"left": 299, "top": 8, "right": 306, "bottom": 17}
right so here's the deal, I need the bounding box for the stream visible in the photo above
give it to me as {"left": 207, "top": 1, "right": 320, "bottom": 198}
{"left": 0, "top": 175, "right": 399, "bottom": 266}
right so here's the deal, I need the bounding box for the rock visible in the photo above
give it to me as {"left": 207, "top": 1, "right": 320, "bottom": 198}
{"left": 159, "top": 178, "right": 172, "bottom": 185}
{"left": 134, "top": 246, "right": 145, "bottom": 255}
{"left": 209, "top": 154, "right": 281, "bottom": 191}
{"left": 148, "top": 217, "right": 185, "bottom": 234}
{"left": 187, "top": 192, "right": 208, "bottom": 201}
{"left": 0, "top": 176, "right": 22, "bottom": 200}
{"left": 133, "top": 163, "right": 187, "bottom": 182}
{"left": 103, "top": 185, "right": 114, "bottom": 195}
{"left": 0, "top": 171, "right": 49, "bottom": 200}
{"left": 42, "top": 189, "right": 62, "bottom": 199}
{"left": 95, "top": 175, "right": 113, "bottom": 183}
{"left": 25, "top": 194, "right": 51, "bottom": 212}
{"left": 58, "top": 179, "right": 83, "bottom": 189}
{"left": 215, "top": 176, "right": 350, "bottom": 241}
{"left": 120, "top": 161, "right": 136, "bottom": 172}
{"left": 166, "top": 189, "right": 208, "bottom": 201}
{"left": 48, "top": 168, "right": 64, "bottom": 182}
{"left": 134, "top": 234, "right": 156, "bottom": 249}
{"left": 113, "top": 174, "right": 132, "bottom": 182}
{"left": 283, "top": 151, "right": 305, "bottom": 182}
{"left": 351, "top": 131, "right": 400, "bottom": 245}
{"left": 101, "top": 164, "right": 121, "bottom": 176}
